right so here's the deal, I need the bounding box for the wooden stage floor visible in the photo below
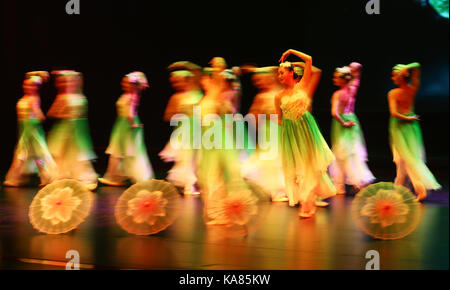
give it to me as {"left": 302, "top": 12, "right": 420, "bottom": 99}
{"left": 0, "top": 183, "right": 448, "bottom": 270}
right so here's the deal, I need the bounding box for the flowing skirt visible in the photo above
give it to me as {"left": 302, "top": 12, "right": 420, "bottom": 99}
{"left": 281, "top": 111, "right": 336, "bottom": 206}
{"left": 242, "top": 118, "right": 285, "bottom": 198}
{"left": 389, "top": 116, "right": 440, "bottom": 190}
{"left": 197, "top": 117, "right": 251, "bottom": 221}
{"left": 105, "top": 116, "right": 153, "bottom": 182}
{"left": 5, "top": 119, "right": 57, "bottom": 184}
{"left": 329, "top": 113, "right": 375, "bottom": 187}
{"left": 159, "top": 116, "right": 198, "bottom": 187}
{"left": 47, "top": 118, "right": 97, "bottom": 182}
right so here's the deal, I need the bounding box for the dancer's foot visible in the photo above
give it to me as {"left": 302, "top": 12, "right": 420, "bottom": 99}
{"left": 3, "top": 180, "right": 24, "bottom": 187}
{"left": 298, "top": 211, "right": 314, "bottom": 218}
{"left": 84, "top": 181, "right": 98, "bottom": 191}
{"left": 299, "top": 205, "right": 316, "bottom": 218}
{"left": 273, "top": 197, "right": 289, "bottom": 202}
{"left": 98, "top": 177, "right": 125, "bottom": 187}
{"left": 272, "top": 193, "right": 289, "bottom": 202}
{"left": 315, "top": 200, "right": 329, "bottom": 207}
{"left": 184, "top": 185, "right": 200, "bottom": 196}
{"left": 415, "top": 191, "right": 427, "bottom": 202}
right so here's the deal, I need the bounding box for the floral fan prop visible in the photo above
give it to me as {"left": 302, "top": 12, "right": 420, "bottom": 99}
{"left": 203, "top": 179, "right": 271, "bottom": 237}
{"left": 29, "top": 179, "right": 95, "bottom": 234}
{"left": 115, "top": 179, "right": 181, "bottom": 235}
{"left": 351, "top": 182, "right": 422, "bottom": 240}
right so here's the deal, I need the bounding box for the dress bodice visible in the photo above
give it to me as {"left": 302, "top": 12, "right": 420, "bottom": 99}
{"left": 280, "top": 90, "right": 310, "bottom": 121}
{"left": 17, "top": 97, "right": 38, "bottom": 121}
{"left": 116, "top": 94, "right": 136, "bottom": 118}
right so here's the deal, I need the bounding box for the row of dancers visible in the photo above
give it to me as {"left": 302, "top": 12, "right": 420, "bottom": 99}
{"left": 2, "top": 49, "right": 441, "bottom": 219}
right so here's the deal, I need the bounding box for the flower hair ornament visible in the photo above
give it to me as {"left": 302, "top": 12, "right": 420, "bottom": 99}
{"left": 335, "top": 66, "right": 353, "bottom": 81}
{"left": 126, "top": 71, "right": 149, "bottom": 89}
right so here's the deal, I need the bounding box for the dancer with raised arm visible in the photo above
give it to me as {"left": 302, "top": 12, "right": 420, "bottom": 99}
{"left": 4, "top": 71, "right": 57, "bottom": 187}
{"left": 99, "top": 72, "right": 154, "bottom": 186}
{"left": 329, "top": 66, "right": 374, "bottom": 194}
{"left": 275, "top": 49, "right": 336, "bottom": 218}
{"left": 388, "top": 62, "right": 441, "bottom": 201}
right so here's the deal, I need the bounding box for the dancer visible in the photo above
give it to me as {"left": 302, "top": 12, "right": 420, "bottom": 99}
{"left": 275, "top": 49, "right": 336, "bottom": 218}
{"left": 209, "top": 57, "right": 242, "bottom": 113}
{"left": 241, "top": 66, "right": 287, "bottom": 202}
{"left": 4, "top": 71, "right": 57, "bottom": 187}
{"left": 99, "top": 72, "right": 154, "bottom": 186}
{"left": 197, "top": 67, "right": 252, "bottom": 225}
{"left": 160, "top": 62, "right": 203, "bottom": 194}
{"left": 329, "top": 66, "right": 375, "bottom": 194}
{"left": 388, "top": 62, "right": 441, "bottom": 201}
{"left": 47, "top": 71, "right": 98, "bottom": 190}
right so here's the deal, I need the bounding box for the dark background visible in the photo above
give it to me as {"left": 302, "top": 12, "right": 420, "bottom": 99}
{"left": 0, "top": 0, "right": 448, "bottom": 181}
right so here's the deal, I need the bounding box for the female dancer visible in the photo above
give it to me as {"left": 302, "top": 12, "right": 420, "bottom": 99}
{"left": 197, "top": 67, "right": 251, "bottom": 225}
{"left": 4, "top": 71, "right": 57, "bottom": 187}
{"left": 99, "top": 72, "right": 154, "bottom": 186}
{"left": 388, "top": 62, "right": 440, "bottom": 201}
{"left": 329, "top": 66, "right": 375, "bottom": 194}
{"left": 241, "top": 66, "right": 287, "bottom": 202}
{"left": 47, "top": 71, "right": 98, "bottom": 190}
{"left": 275, "top": 49, "right": 336, "bottom": 218}
{"left": 160, "top": 64, "right": 203, "bottom": 194}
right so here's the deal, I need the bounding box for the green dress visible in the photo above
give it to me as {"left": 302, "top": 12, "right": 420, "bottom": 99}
{"left": 389, "top": 114, "right": 441, "bottom": 190}
{"left": 47, "top": 93, "right": 97, "bottom": 183}
{"left": 105, "top": 94, "right": 153, "bottom": 182}
{"left": 280, "top": 90, "right": 336, "bottom": 207}
{"left": 196, "top": 96, "right": 250, "bottom": 222}
{"left": 47, "top": 94, "right": 96, "bottom": 161}
{"left": 159, "top": 90, "right": 203, "bottom": 188}
{"left": 330, "top": 113, "right": 374, "bottom": 186}
{"left": 5, "top": 96, "right": 56, "bottom": 185}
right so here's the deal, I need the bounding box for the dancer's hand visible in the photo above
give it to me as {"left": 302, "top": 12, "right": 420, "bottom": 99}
{"left": 343, "top": 121, "right": 356, "bottom": 127}
{"left": 279, "top": 49, "right": 292, "bottom": 63}
{"left": 407, "top": 115, "right": 420, "bottom": 121}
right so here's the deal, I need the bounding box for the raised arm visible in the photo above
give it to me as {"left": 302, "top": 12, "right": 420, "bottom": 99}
{"left": 292, "top": 62, "right": 322, "bottom": 100}
{"left": 406, "top": 62, "right": 421, "bottom": 91}
{"left": 279, "top": 49, "right": 312, "bottom": 91}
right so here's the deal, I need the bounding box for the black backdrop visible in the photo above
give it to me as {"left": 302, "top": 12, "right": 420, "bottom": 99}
{"left": 1, "top": 0, "right": 448, "bottom": 179}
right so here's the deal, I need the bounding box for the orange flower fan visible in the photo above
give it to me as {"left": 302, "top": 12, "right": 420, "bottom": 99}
{"left": 115, "top": 179, "right": 181, "bottom": 235}
{"left": 204, "top": 180, "right": 272, "bottom": 238}
{"left": 351, "top": 182, "right": 422, "bottom": 240}
{"left": 29, "top": 179, "right": 95, "bottom": 234}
